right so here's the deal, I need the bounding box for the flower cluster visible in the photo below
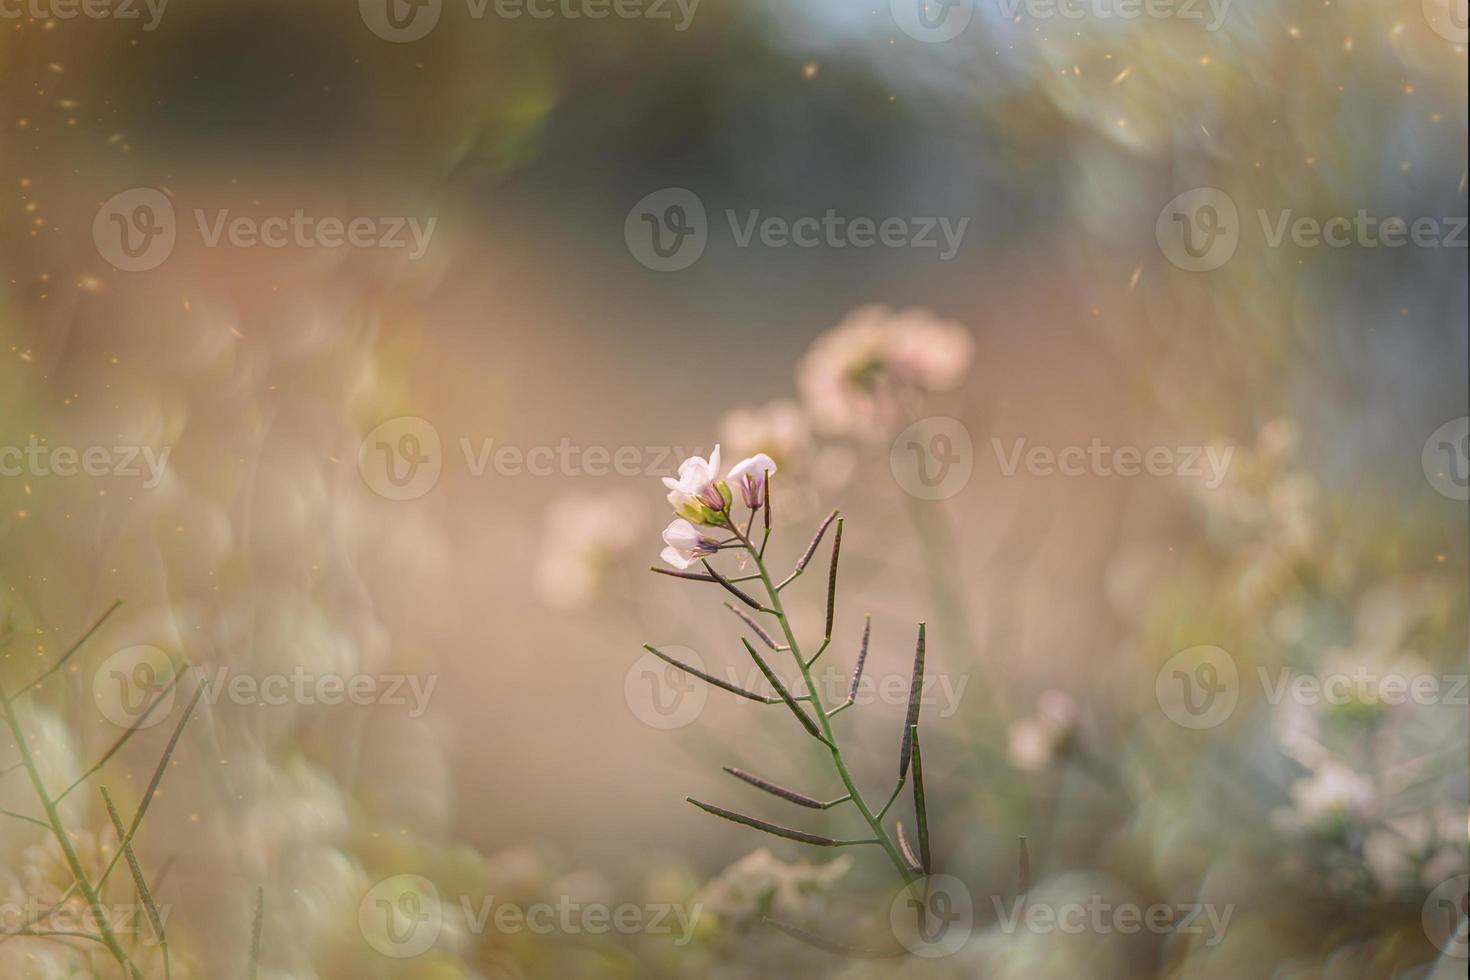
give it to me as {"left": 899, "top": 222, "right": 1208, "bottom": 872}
{"left": 659, "top": 446, "right": 777, "bottom": 569}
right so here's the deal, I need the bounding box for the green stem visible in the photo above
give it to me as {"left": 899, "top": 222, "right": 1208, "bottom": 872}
{"left": 0, "top": 681, "right": 142, "bottom": 979}
{"left": 730, "top": 523, "right": 917, "bottom": 887}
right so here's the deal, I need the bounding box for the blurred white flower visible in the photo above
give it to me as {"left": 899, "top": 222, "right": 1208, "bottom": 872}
{"left": 534, "top": 491, "right": 644, "bottom": 610}
{"left": 695, "top": 848, "right": 851, "bottom": 929}
{"left": 727, "top": 453, "right": 777, "bottom": 510}
{"left": 662, "top": 446, "right": 730, "bottom": 525}
{"left": 661, "top": 518, "right": 721, "bottom": 570}
{"left": 1283, "top": 760, "right": 1376, "bottom": 832}
{"left": 797, "top": 306, "right": 974, "bottom": 440}
{"left": 1364, "top": 804, "right": 1469, "bottom": 893}
{"left": 1007, "top": 690, "right": 1079, "bottom": 771}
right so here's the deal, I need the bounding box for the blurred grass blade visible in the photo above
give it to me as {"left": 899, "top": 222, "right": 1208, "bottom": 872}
{"left": 21, "top": 600, "right": 122, "bottom": 691}
{"left": 58, "top": 671, "right": 185, "bottom": 802}
{"left": 1018, "top": 836, "right": 1031, "bottom": 896}
{"left": 100, "top": 786, "right": 170, "bottom": 979}
{"left": 250, "top": 886, "right": 264, "bottom": 980}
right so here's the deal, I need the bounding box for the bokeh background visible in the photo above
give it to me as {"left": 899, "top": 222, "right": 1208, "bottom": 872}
{"left": 1, "top": 1, "right": 1466, "bottom": 977}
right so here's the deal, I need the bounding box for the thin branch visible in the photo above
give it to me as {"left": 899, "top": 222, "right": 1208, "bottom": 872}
{"left": 249, "top": 886, "right": 265, "bottom": 980}
{"left": 1017, "top": 836, "right": 1031, "bottom": 896}
{"left": 641, "top": 645, "right": 778, "bottom": 704}
{"left": 701, "top": 561, "right": 773, "bottom": 613}
{"left": 723, "top": 603, "right": 785, "bottom": 652}
{"left": 57, "top": 671, "right": 185, "bottom": 802}
{"left": 649, "top": 566, "right": 718, "bottom": 583}
{"left": 722, "top": 767, "right": 850, "bottom": 810}
{"left": 740, "top": 639, "right": 826, "bottom": 743}
{"left": 0, "top": 806, "right": 49, "bottom": 830}
{"left": 19, "top": 600, "right": 123, "bottom": 692}
{"left": 687, "top": 799, "right": 873, "bottom": 847}
{"left": 776, "top": 509, "right": 838, "bottom": 590}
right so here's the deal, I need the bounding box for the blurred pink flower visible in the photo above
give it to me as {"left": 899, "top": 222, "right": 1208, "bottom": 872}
{"left": 797, "top": 305, "right": 974, "bottom": 440}
{"left": 719, "top": 399, "right": 811, "bottom": 470}
{"left": 1007, "top": 690, "right": 1079, "bottom": 771}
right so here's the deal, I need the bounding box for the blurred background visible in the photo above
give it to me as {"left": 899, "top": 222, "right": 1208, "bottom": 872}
{"left": 0, "top": 1, "right": 1466, "bottom": 977}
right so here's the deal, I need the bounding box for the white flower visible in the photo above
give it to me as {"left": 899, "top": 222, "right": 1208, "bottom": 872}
{"left": 1007, "top": 690, "right": 1079, "bottom": 771}
{"left": 727, "top": 453, "right": 777, "bottom": 509}
{"left": 662, "top": 446, "right": 730, "bottom": 525}
{"left": 660, "top": 518, "right": 721, "bottom": 569}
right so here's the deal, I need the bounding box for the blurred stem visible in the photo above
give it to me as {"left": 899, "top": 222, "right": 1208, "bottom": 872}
{"left": 0, "top": 680, "right": 142, "bottom": 979}
{"left": 729, "top": 522, "right": 918, "bottom": 888}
